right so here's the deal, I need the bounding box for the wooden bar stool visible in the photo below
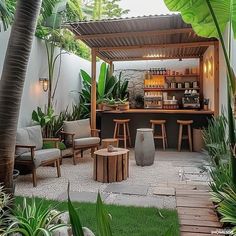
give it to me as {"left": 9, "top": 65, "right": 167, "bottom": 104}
{"left": 177, "top": 120, "right": 193, "bottom": 152}
{"left": 113, "top": 119, "right": 131, "bottom": 148}
{"left": 150, "top": 120, "right": 168, "bottom": 150}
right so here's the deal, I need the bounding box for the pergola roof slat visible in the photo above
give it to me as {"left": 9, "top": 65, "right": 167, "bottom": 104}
{"left": 68, "top": 14, "right": 217, "bottom": 61}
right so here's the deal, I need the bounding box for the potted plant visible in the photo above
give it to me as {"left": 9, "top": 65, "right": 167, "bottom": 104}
{"left": 134, "top": 94, "right": 144, "bottom": 109}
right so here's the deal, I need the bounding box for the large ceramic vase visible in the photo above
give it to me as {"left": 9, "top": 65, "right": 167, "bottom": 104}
{"left": 135, "top": 128, "right": 155, "bottom": 166}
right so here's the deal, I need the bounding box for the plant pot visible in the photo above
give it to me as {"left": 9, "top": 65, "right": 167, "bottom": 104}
{"left": 13, "top": 169, "right": 20, "bottom": 193}
{"left": 193, "top": 128, "right": 204, "bottom": 152}
{"left": 118, "top": 102, "right": 129, "bottom": 111}
{"left": 103, "top": 104, "right": 118, "bottom": 111}
{"left": 97, "top": 103, "right": 104, "bottom": 111}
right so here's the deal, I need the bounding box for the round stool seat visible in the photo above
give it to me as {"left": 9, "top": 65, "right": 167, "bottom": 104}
{"left": 113, "top": 119, "right": 130, "bottom": 123}
{"left": 177, "top": 120, "right": 193, "bottom": 125}
{"left": 150, "top": 120, "right": 166, "bottom": 125}
{"left": 101, "top": 138, "right": 118, "bottom": 148}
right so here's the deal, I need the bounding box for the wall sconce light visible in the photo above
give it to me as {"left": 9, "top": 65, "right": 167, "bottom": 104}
{"left": 208, "top": 56, "right": 213, "bottom": 77}
{"left": 39, "top": 78, "right": 49, "bottom": 92}
{"left": 204, "top": 59, "right": 208, "bottom": 78}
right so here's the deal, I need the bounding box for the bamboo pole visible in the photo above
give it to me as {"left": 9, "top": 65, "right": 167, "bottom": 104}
{"left": 91, "top": 48, "right": 97, "bottom": 129}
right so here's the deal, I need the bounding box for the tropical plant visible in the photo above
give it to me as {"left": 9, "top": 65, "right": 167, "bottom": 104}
{"left": 112, "top": 72, "right": 129, "bottom": 100}
{"left": 80, "top": 62, "right": 117, "bottom": 104}
{"left": 0, "top": 0, "right": 13, "bottom": 31}
{"left": 0, "top": 186, "right": 12, "bottom": 234}
{"left": 68, "top": 186, "right": 113, "bottom": 236}
{"left": 7, "top": 197, "right": 66, "bottom": 236}
{"left": 32, "top": 106, "right": 55, "bottom": 138}
{"left": 202, "top": 115, "right": 228, "bottom": 166}
{"left": 164, "top": 0, "right": 236, "bottom": 184}
{"left": 0, "top": 0, "right": 44, "bottom": 191}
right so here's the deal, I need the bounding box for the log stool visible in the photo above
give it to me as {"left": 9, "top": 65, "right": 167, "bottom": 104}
{"left": 177, "top": 120, "right": 193, "bottom": 152}
{"left": 93, "top": 148, "right": 129, "bottom": 183}
{"left": 113, "top": 119, "right": 131, "bottom": 148}
{"left": 101, "top": 138, "right": 119, "bottom": 148}
{"left": 150, "top": 120, "right": 168, "bottom": 150}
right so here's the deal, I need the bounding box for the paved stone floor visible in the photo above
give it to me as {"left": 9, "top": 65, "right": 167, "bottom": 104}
{"left": 15, "top": 149, "right": 210, "bottom": 209}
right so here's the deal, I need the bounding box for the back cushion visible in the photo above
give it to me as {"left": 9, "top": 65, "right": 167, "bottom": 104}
{"left": 16, "top": 125, "right": 43, "bottom": 156}
{"left": 63, "top": 119, "right": 91, "bottom": 139}
{"left": 26, "top": 125, "right": 43, "bottom": 150}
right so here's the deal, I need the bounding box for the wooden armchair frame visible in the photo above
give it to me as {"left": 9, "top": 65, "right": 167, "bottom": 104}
{"left": 60, "top": 129, "right": 100, "bottom": 165}
{"left": 15, "top": 138, "right": 61, "bottom": 187}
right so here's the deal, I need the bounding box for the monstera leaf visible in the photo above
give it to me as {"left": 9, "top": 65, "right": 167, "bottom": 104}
{"left": 164, "top": 0, "right": 236, "bottom": 38}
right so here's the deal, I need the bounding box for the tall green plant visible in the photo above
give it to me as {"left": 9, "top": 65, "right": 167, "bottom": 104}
{"left": 164, "top": 0, "right": 236, "bottom": 183}
{"left": 202, "top": 115, "right": 228, "bottom": 166}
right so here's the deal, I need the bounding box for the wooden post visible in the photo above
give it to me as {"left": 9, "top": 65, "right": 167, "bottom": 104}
{"left": 109, "top": 61, "right": 113, "bottom": 77}
{"left": 214, "top": 42, "right": 219, "bottom": 116}
{"left": 199, "top": 56, "right": 204, "bottom": 101}
{"left": 91, "top": 48, "right": 97, "bottom": 129}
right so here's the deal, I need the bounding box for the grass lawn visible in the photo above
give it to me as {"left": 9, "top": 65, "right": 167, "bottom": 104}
{"left": 15, "top": 196, "right": 180, "bottom": 236}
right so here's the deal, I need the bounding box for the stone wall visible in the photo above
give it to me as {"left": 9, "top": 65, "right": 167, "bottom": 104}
{"left": 114, "top": 69, "right": 146, "bottom": 108}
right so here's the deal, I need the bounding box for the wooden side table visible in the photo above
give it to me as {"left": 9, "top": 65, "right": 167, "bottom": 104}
{"left": 93, "top": 148, "right": 129, "bottom": 183}
{"left": 101, "top": 138, "right": 119, "bottom": 148}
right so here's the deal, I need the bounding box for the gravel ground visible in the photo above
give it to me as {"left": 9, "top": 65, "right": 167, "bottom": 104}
{"left": 15, "top": 149, "right": 209, "bottom": 209}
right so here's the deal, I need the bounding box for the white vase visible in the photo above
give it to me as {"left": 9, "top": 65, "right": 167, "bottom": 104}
{"left": 135, "top": 128, "right": 155, "bottom": 166}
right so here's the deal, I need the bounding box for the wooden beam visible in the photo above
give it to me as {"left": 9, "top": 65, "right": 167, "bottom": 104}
{"left": 109, "top": 61, "right": 113, "bottom": 76}
{"left": 98, "top": 41, "right": 217, "bottom": 52}
{"left": 96, "top": 52, "right": 111, "bottom": 64}
{"left": 91, "top": 48, "right": 97, "bottom": 130}
{"left": 76, "top": 28, "right": 194, "bottom": 40}
{"left": 111, "top": 55, "right": 200, "bottom": 61}
{"left": 214, "top": 41, "right": 219, "bottom": 116}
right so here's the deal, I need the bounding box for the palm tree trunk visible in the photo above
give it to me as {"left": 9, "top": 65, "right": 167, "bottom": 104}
{"left": 0, "top": 0, "right": 42, "bottom": 192}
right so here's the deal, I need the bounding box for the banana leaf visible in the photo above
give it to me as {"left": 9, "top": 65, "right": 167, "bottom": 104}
{"left": 98, "top": 62, "right": 107, "bottom": 98}
{"left": 164, "top": 0, "right": 236, "bottom": 38}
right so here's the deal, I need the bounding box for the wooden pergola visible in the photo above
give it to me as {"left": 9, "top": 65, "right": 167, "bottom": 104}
{"left": 68, "top": 14, "right": 219, "bottom": 129}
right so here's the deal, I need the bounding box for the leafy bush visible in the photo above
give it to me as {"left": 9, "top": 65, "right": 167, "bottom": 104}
{"left": 202, "top": 114, "right": 228, "bottom": 166}
{"left": 7, "top": 198, "right": 65, "bottom": 236}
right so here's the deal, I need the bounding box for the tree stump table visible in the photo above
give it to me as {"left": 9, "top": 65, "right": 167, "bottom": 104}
{"left": 93, "top": 148, "right": 129, "bottom": 183}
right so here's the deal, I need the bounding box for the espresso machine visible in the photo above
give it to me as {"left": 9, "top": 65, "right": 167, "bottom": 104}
{"left": 182, "top": 90, "right": 200, "bottom": 109}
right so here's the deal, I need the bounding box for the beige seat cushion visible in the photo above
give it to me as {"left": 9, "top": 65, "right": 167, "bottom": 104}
{"left": 74, "top": 137, "right": 100, "bottom": 147}
{"left": 63, "top": 119, "right": 91, "bottom": 139}
{"left": 16, "top": 125, "right": 43, "bottom": 156}
{"left": 17, "top": 148, "right": 60, "bottom": 167}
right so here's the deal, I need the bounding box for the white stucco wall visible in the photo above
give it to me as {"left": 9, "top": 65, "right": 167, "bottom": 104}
{"left": 0, "top": 29, "right": 91, "bottom": 128}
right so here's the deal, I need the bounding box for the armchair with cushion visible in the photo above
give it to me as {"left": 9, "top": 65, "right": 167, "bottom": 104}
{"left": 61, "top": 119, "right": 100, "bottom": 165}
{"left": 15, "top": 125, "right": 61, "bottom": 187}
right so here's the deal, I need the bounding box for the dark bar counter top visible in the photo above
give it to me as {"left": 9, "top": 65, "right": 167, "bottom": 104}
{"left": 97, "top": 109, "right": 213, "bottom": 148}
{"left": 100, "top": 109, "right": 214, "bottom": 115}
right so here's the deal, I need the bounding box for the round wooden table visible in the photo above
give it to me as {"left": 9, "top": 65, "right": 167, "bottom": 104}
{"left": 93, "top": 148, "right": 129, "bottom": 183}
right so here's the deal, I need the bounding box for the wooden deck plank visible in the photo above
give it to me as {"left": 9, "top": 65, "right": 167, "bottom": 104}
{"left": 177, "top": 207, "right": 217, "bottom": 216}
{"left": 181, "top": 225, "right": 221, "bottom": 234}
{"left": 180, "top": 219, "right": 221, "bottom": 227}
{"left": 181, "top": 233, "right": 213, "bottom": 236}
{"left": 179, "top": 214, "right": 219, "bottom": 222}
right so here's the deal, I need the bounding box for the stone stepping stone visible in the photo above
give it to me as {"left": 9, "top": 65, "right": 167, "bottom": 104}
{"left": 112, "top": 194, "right": 175, "bottom": 209}
{"left": 153, "top": 187, "right": 175, "bottom": 196}
{"left": 57, "top": 191, "right": 109, "bottom": 203}
{"left": 104, "top": 183, "right": 148, "bottom": 196}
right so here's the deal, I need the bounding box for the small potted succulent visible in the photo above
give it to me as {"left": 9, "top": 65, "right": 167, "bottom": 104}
{"left": 134, "top": 94, "right": 144, "bottom": 109}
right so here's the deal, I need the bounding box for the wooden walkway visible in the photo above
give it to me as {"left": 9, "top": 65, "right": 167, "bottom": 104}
{"left": 173, "top": 183, "right": 223, "bottom": 236}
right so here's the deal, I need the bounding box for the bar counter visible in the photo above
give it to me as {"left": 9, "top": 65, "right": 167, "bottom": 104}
{"left": 101, "top": 109, "right": 214, "bottom": 115}
{"left": 97, "top": 109, "right": 213, "bottom": 149}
